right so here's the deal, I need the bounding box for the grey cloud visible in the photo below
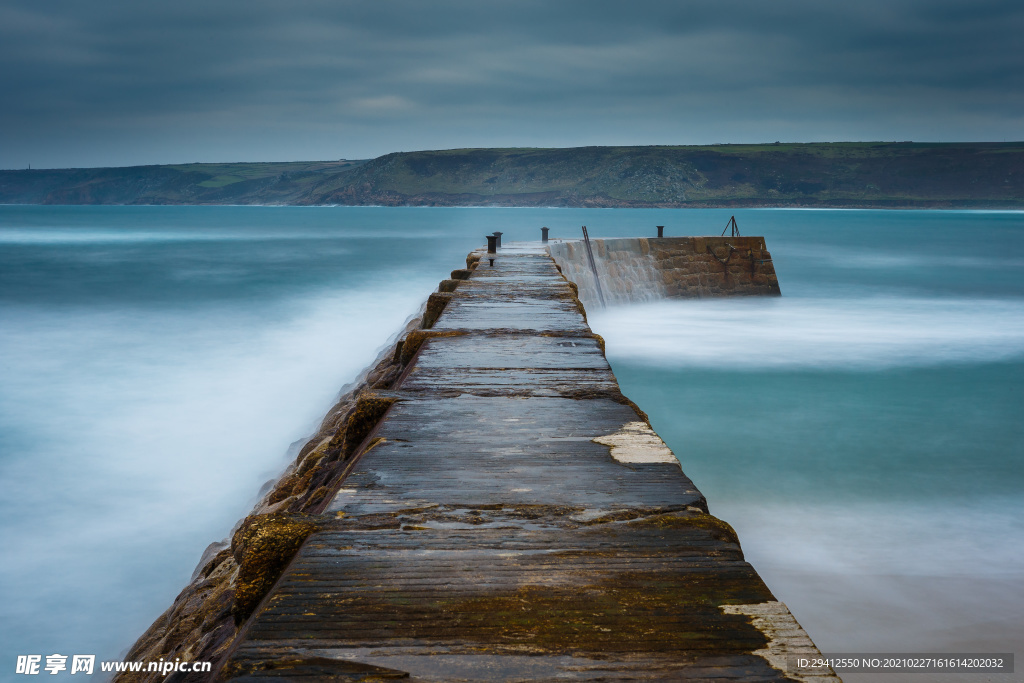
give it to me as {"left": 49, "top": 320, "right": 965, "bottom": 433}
{"left": 1, "top": 0, "right": 1021, "bottom": 168}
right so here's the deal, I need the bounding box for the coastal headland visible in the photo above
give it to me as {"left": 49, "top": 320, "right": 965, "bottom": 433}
{"left": 115, "top": 236, "right": 836, "bottom": 681}
{"left": 2, "top": 142, "right": 1022, "bottom": 209}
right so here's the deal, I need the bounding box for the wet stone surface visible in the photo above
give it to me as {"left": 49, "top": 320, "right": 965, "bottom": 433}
{"left": 215, "top": 245, "right": 838, "bottom": 682}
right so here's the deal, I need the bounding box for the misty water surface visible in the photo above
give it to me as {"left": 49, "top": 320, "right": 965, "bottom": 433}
{"left": 1, "top": 206, "right": 1021, "bottom": 680}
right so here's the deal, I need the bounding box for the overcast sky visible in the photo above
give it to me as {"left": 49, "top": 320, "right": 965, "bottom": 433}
{"left": 2, "top": 0, "right": 1022, "bottom": 168}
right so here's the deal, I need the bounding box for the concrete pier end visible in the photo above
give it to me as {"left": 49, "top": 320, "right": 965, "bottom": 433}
{"left": 548, "top": 236, "right": 781, "bottom": 308}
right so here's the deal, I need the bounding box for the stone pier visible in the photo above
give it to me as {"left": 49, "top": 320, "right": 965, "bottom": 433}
{"left": 201, "top": 243, "right": 836, "bottom": 682}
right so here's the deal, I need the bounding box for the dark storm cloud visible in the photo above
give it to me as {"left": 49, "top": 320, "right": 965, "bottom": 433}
{"left": 1, "top": 0, "right": 1021, "bottom": 167}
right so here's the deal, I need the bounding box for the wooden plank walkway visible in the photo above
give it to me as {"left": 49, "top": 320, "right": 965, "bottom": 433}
{"left": 215, "top": 244, "right": 838, "bottom": 682}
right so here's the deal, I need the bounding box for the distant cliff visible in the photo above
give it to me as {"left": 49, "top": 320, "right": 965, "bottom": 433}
{"left": 3, "top": 143, "right": 1022, "bottom": 208}
{"left": 0, "top": 160, "right": 366, "bottom": 206}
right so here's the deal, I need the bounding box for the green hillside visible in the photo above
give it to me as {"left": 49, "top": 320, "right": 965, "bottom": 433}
{"left": 2, "top": 143, "right": 1022, "bottom": 208}
{"left": 0, "top": 160, "right": 365, "bottom": 205}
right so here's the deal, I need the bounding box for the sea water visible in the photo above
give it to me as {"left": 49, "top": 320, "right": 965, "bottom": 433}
{"left": 1, "top": 206, "right": 1021, "bottom": 679}
{"left": 586, "top": 210, "right": 1024, "bottom": 683}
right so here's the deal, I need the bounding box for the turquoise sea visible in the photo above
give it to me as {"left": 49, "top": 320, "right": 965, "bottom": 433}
{"left": 1, "top": 206, "right": 1022, "bottom": 679}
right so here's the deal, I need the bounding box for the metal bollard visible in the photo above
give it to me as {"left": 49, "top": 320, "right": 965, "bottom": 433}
{"left": 657, "top": 225, "right": 665, "bottom": 238}
{"left": 486, "top": 235, "right": 497, "bottom": 253}
{"left": 541, "top": 227, "right": 549, "bottom": 242}
{"left": 492, "top": 231, "right": 503, "bottom": 248}
{"left": 489, "top": 258, "right": 495, "bottom": 267}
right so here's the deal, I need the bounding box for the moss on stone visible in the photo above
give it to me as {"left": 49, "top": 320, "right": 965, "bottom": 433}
{"left": 199, "top": 547, "right": 234, "bottom": 580}
{"left": 422, "top": 291, "right": 453, "bottom": 329}
{"left": 626, "top": 511, "right": 741, "bottom": 546}
{"left": 297, "top": 447, "right": 326, "bottom": 477}
{"left": 230, "top": 513, "right": 320, "bottom": 624}
{"left": 289, "top": 469, "right": 315, "bottom": 496}
{"left": 335, "top": 569, "right": 773, "bottom": 655}
{"left": 266, "top": 475, "right": 297, "bottom": 505}
{"left": 556, "top": 386, "right": 649, "bottom": 423}
{"left": 324, "top": 390, "right": 393, "bottom": 462}
{"left": 293, "top": 435, "right": 322, "bottom": 464}
{"left": 302, "top": 486, "right": 330, "bottom": 511}
{"left": 438, "top": 278, "right": 461, "bottom": 293}
{"left": 573, "top": 296, "right": 588, "bottom": 321}
{"left": 341, "top": 393, "right": 397, "bottom": 460}
{"left": 400, "top": 329, "right": 467, "bottom": 365}
{"left": 221, "top": 655, "right": 411, "bottom": 680}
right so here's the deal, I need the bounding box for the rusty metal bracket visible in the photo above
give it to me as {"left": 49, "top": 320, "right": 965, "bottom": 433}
{"left": 720, "top": 215, "right": 741, "bottom": 237}
{"left": 581, "top": 226, "right": 606, "bottom": 308}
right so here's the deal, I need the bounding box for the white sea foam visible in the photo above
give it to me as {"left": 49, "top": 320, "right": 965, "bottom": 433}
{"left": 589, "top": 296, "right": 1024, "bottom": 369}
{"left": 0, "top": 283, "right": 432, "bottom": 661}
{"left": 720, "top": 498, "right": 1024, "bottom": 654}
{"left": 2, "top": 206, "right": 1021, "bottom": 669}
{"left": 724, "top": 499, "right": 1024, "bottom": 578}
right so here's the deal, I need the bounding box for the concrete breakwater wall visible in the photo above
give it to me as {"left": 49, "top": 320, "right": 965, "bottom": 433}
{"left": 548, "top": 236, "right": 781, "bottom": 309}
{"left": 116, "top": 243, "right": 835, "bottom": 683}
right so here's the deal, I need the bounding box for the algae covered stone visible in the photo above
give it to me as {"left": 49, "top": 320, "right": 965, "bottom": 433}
{"left": 230, "top": 513, "right": 320, "bottom": 624}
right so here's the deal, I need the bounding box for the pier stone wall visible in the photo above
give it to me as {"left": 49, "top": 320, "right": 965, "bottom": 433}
{"left": 114, "top": 245, "right": 836, "bottom": 683}
{"left": 548, "top": 236, "right": 781, "bottom": 309}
